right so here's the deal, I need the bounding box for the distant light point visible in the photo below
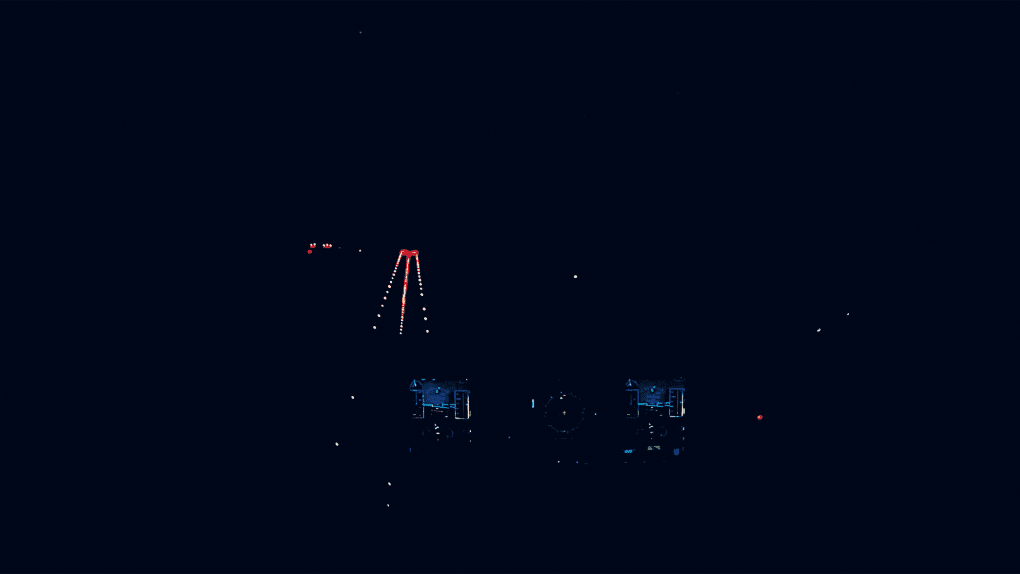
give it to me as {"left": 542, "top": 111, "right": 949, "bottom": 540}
{"left": 817, "top": 328, "right": 821, "bottom": 332}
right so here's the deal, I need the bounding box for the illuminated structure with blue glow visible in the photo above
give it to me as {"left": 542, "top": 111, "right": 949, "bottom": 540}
{"left": 622, "top": 378, "right": 686, "bottom": 460}
{"left": 411, "top": 379, "right": 470, "bottom": 419}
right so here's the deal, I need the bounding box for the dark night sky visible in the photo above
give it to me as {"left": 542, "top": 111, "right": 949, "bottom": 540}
{"left": 6, "top": 3, "right": 1014, "bottom": 574}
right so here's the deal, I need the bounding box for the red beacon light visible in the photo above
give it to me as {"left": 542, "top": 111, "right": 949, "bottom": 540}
{"left": 757, "top": 415, "right": 763, "bottom": 420}
{"left": 307, "top": 249, "right": 313, "bottom": 254}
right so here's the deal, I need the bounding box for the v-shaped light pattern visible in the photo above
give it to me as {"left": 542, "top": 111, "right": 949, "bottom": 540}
{"left": 383, "top": 249, "right": 424, "bottom": 334}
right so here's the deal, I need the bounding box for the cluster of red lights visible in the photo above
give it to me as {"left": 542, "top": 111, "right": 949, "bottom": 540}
{"left": 307, "top": 242, "right": 333, "bottom": 254}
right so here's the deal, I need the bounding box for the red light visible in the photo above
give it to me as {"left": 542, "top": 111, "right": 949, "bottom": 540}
{"left": 757, "top": 415, "right": 763, "bottom": 420}
{"left": 307, "top": 250, "right": 313, "bottom": 254}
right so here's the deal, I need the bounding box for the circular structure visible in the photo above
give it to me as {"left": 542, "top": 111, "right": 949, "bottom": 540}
{"left": 544, "top": 392, "right": 585, "bottom": 434}
{"left": 307, "top": 250, "right": 312, "bottom": 254}
{"left": 757, "top": 415, "right": 763, "bottom": 420}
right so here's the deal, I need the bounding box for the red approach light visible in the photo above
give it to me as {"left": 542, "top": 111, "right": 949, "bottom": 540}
{"left": 757, "top": 415, "right": 763, "bottom": 420}
{"left": 307, "top": 250, "right": 313, "bottom": 254}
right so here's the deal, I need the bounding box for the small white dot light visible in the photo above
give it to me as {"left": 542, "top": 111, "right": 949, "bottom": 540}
{"left": 424, "top": 317, "right": 427, "bottom": 321}
{"left": 335, "top": 442, "right": 338, "bottom": 446}
{"left": 817, "top": 328, "right": 821, "bottom": 332}
{"left": 574, "top": 275, "right": 577, "bottom": 278}
{"left": 351, "top": 396, "right": 354, "bottom": 399}
{"left": 422, "top": 307, "right": 426, "bottom": 311}
{"left": 373, "top": 326, "right": 376, "bottom": 329}
{"left": 426, "top": 330, "right": 429, "bottom": 333}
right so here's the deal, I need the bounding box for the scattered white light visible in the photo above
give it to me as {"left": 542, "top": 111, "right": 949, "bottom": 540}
{"left": 420, "top": 293, "right": 423, "bottom": 296}
{"left": 373, "top": 326, "right": 376, "bottom": 329}
{"left": 377, "top": 314, "right": 381, "bottom": 317}
{"left": 574, "top": 275, "right": 577, "bottom": 278}
{"left": 817, "top": 328, "right": 821, "bottom": 332}
{"left": 422, "top": 307, "right": 426, "bottom": 311}
{"left": 359, "top": 249, "right": 361, "bottom": 252}
{"left": 847, "top": 313, "right": 849, "bottom": 315}
{"left": 386, "top": 504, "right": 389, "bottom": 507}
{"left": 387, "top": 482, "right": 391, "bottom": 486}
{"left": 424, "top": 317, "right": 427, "bottom": 321}
{"left": 425, "top": 330, "right": 429, "bottom": 333}
{"left": 335, "top": 442, "right": 338, "bottom": 446}
{"left": 351, "top": 396, "right": 354, "bottom": 399}
{"left": 383, "top": 296, "right": 387, "bottom": 300}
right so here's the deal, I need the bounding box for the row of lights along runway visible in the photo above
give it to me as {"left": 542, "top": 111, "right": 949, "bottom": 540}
{"left": 375, "top": 249, "right": 428, "bottom": 334}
